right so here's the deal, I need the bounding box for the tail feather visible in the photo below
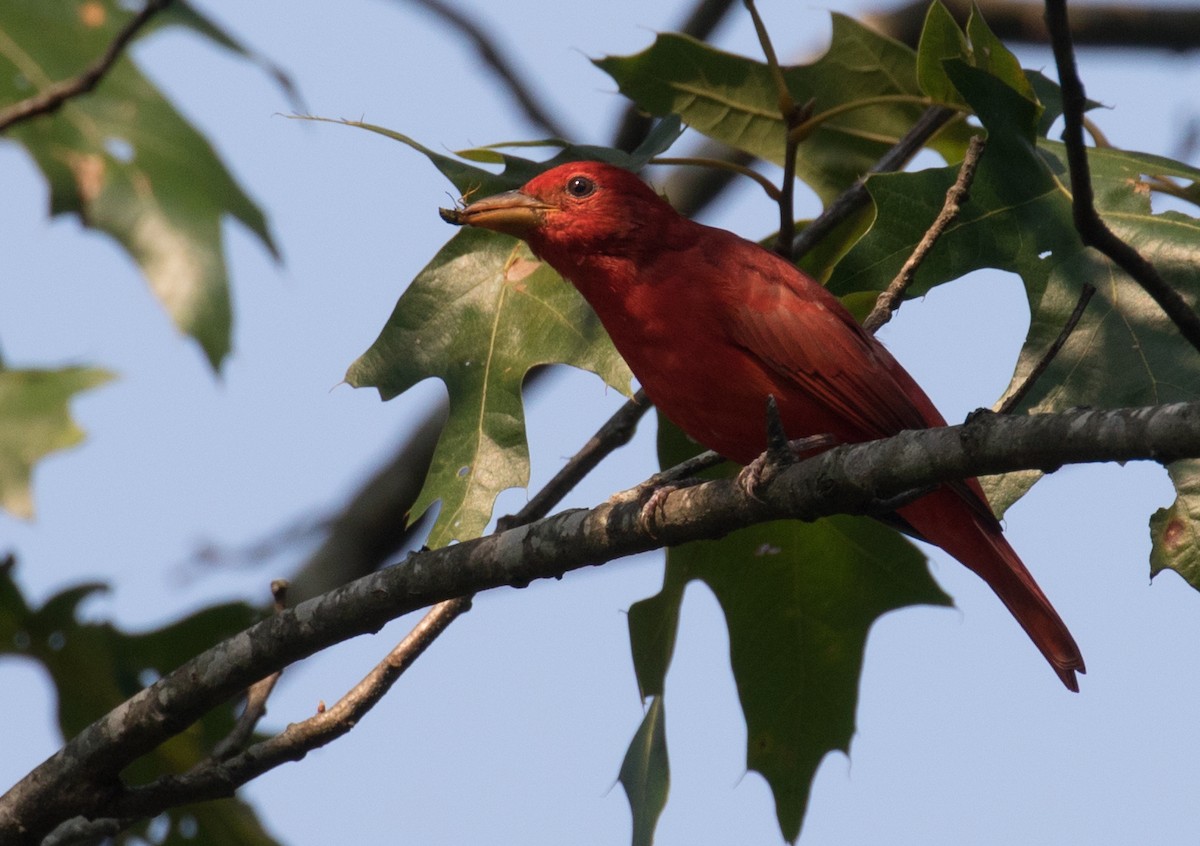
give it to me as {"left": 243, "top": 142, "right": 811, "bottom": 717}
{"left": 898, "top": 487, "right": 1085, "bottom": 691}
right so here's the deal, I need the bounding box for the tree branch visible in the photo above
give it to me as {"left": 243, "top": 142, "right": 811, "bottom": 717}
{"left": 5, "top": 399, "right": 1200, "bottom": 843}
{"left": 869, "top": 0, "right": 1200, "bottom": 52}
{"left": 1044, "top": 0, "right": 1200, "bottom": 356}
{"left": 0, "top": 0, "right": 171, "bottom": 134}
{"left": 791, "top": 105, "right": 958, "bottom": 260}
{"left": 863, "top": 135, "right": 986, "bottom": 333}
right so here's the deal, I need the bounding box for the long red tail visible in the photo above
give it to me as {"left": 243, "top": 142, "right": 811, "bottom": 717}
{"left": 898, "top": 488, "right": 1085, "bottom": 691}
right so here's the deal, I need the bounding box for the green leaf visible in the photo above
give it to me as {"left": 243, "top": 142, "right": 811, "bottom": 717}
{"left": 629, "top": 417, "right": 947, "bottom": 843}
{"left": 595, "top": 15, "right": 972, "bottom": 204}
{"left": 347, "top": 228, "right": 632, "bottom": 547}
{"left": 1150, "top": 460, "right": 1200, "bottom": 585}
{"left": 915, "top": 1, "right": 970, "bottom": 105}
{"left": 964, "top": 3, "right": 1035, "bottom": 102}
{"left": 0, "top": 561, "right": 279, "bottom": 845}
{"left": 0, "top": 0, "right": 280, "bottom": 370}
{"left": 619, "top": 697, "right": 669, "bottom": 846}
{"left": 828, "top": 52, "right": 1200, "bottom": 568}
{"left": 333, "top": 122, "right": 685, "bottom": 547}
{"left": 0, "top": 366, "right": 113, "bottom": 518}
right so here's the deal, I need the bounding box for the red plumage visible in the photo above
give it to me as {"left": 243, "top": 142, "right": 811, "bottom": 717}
{"left": 450, "top": 160, "right": 1084, "bottom": 690}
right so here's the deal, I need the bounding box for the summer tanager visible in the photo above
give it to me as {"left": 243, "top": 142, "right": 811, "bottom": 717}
{"left": 442, "top": 160, "right": 1084, "bottom": 690}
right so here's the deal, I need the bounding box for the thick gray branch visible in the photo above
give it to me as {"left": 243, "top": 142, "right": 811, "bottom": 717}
{"left": 4, "top": 400, "right": 1200, "bottom": 842}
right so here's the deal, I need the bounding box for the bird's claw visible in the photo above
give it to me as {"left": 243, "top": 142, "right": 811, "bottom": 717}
{"left": 737, "top": 433, "right": 837, "bottom": 499}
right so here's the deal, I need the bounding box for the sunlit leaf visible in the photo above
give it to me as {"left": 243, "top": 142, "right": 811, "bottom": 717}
{"left": 0, "top": 366, "right": 113, "bottom": 518}
{"left": 347, "top": 228, "right": 632, "bottom": 546}
{"left": 0, "top": 0, "right": 280, "bottom": 369}
{"left": 595, "top": 15, "right": 974, "bottom": 204}
{"left": 335, "top": 122, "right": 684, "bottom": 546}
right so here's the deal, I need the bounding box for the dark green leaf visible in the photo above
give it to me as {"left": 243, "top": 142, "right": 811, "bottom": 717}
{"left": 630, "top": 417, "right": 946, "bottom": 843}
{"left": 0, "top": 366, "right": 113, "bottom": 518}
{"left": 0, "top": 0, "right": 279, "bottom": 370}
{"left": 0, "top": 562, "right": 278, "bottom": 844}
{"left": 827, "top": 52, "right": 1200, "bottom": 570}
{"left": 595, "top": 16, "right": 972, "bottom": 204}
{"left": 347, "top": 228, "right": 632, "bottom": 546}
{"left": 619, "top": 697, "right": 669, "bottom": 846}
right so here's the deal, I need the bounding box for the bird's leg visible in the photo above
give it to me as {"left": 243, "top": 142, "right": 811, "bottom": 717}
{"left": 738, "top": 396, "right": 837, "bottom": 498}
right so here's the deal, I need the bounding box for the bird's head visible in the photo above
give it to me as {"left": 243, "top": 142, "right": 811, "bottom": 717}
{"left": 440, "top": 161, "right": 675, "bottom": 262}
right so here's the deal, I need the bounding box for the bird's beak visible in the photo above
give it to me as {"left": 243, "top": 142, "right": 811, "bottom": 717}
{"left": 439, "top": 190, "right": 554, "bottom": 237}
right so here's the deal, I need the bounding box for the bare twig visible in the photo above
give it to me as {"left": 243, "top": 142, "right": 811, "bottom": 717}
{"left": 791, "top": 105, "right": 958, "bottom": 260}
{"left": 96, "top": 595, "right": 473, "bottom": 825}
{"left": 209, "top": 581, "right": 290, "bottom": 762}
{"left": 741, "top": 0, "right": 808, "bottom": 259}
{"left": 499, "top": 389, "right": 652, "bottom": 530}
{"left": 997, "top": 283, "right": 1096, "bottom": 415}
{"left": 1044, "top": 0, "right": 1200, "bottom": 356}
{"left": 651, "top": 157, "right": 782, "bottom": 201}
{"left": 400, "top": 0, "right": 569, "bottom": 138}
{"left": 862, "top": 135, "right": 986, "bottom": 333}
{"left": 0, "top": 0, "right": 171, "bottom": 134}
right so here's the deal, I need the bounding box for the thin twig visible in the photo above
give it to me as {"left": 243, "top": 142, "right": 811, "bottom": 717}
{"left": 651, "top": 157, "right": 781, "bottom": 201}
{"left": 997, "top": 283, "right": 1096, "bottom": 414}
{"left": 103, "top": 596, "right": 473, "bottom": 823}
{"left": 401, "top": 0, "right": 569, "bottom": 138}
{"left": 499, "top": 389, "right": 652, "bottom": 530}
{"left": 94, "top": 386, "right": 656, "bottom": 831}
{"left": 209, "top": 580, "right": 290, "bottom": 761}
{"left": 0, "top": 0, "right": 171, "bottom": 134}
{"left": 741, "top": 0, "right": 807, "bottom": 259}
{"left": 791, "top": 105, "right": 958, "bottom": 260}
{"left": 1044, "top": 0, "right": 1200, "bottom": 355}
{"left": 862, "top": 135, "right": 986, "bottom": 333}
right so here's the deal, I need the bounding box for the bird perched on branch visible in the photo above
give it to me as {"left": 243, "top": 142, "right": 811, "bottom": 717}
{"left": 441, "top": 160, "right": 1084, "bottom": 690}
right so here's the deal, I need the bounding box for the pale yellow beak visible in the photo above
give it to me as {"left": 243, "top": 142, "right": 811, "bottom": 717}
{"left": 439, "top": 190, "right": 555, "bottom": 237}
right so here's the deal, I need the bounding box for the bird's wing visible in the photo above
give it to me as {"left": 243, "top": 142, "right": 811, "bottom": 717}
{"left": 727, "top": 254, "right": 1003, "bottom": 530}
{"left": 727, "top": 259, "right": 942, "bottom": 441}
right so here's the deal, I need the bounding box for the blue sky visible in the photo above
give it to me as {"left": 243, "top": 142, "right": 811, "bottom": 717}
{"left": 3, "top": 1, "right": 1200, "bottom": 843}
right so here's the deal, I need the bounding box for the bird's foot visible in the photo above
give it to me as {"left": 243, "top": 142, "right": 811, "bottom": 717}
{"left": 610, "top": 475, "right": 706, "bottom": 538}
{"left": 738, "top": 433, "right": 837, "bottom": 500}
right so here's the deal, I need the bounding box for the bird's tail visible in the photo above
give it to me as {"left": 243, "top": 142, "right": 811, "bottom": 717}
{"left": 899, "top": 487, "right": 1086, "bottom": 691}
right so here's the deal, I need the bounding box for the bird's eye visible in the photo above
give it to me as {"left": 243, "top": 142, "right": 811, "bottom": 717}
{"left": 566, "top": 175, "right": 596, "bottom": 198}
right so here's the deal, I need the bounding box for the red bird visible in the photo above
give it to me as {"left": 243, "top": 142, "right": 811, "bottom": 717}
{"left": 443, "top": 160, "right": 1084, "bottom": 690}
